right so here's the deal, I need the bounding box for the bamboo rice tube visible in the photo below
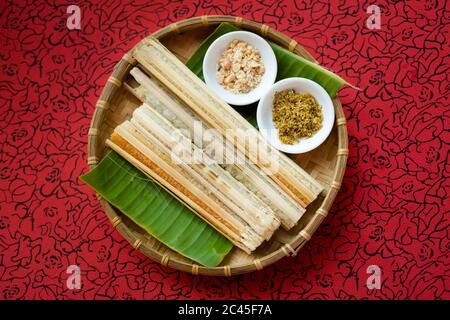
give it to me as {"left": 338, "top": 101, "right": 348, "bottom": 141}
{"left": 130, "top": 105, "right": 280, "bottom": 240}
{"left": 109, "top": 125, "right": 264, "bottom": 253}
{"left": 134, "top": 38, "right": 323, "bottom": 208}
{"left": 128, "top": 68, "right": 306, "bottom": 229}
{"left": 131, "top": 105, "right": 280, "bottom": 240}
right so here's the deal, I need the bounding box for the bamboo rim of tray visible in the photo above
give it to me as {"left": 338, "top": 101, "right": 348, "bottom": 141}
{"left": 87, "top": 15, "right": 348, "bottom": 276}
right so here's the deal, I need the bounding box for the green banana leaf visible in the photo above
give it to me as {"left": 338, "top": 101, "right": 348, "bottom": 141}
{"left": 186, "top": 23, "right": 349, "bottom": 127}
{"left": 80, "top": 151, "right": 233, "bottom": 267}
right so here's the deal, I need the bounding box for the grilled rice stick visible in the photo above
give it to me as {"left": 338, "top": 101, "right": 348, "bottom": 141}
{"left": 109, "top": 124, "right": 264, "bottom": 253}
{"left": 129, "top": 67, "right": 307, "bottom": 229}
{"left": 131, "top": 104, "right": 280, "bottom": 238}
{"left": 133, "top": 38, "right": 323, "bottom": 208}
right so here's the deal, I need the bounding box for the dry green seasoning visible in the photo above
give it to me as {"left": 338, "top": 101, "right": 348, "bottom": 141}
{"left": 272, "top": 89, "right": 323, "bottom": 144}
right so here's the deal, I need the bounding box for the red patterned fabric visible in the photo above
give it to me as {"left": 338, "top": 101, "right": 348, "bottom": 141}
{"left": 0, "top": 0, "right": 448, "bottom": 300}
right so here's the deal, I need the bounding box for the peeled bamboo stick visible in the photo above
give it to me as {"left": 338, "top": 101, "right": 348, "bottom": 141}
{"left": 134, "top": 38, "right": 323, "bottom": 208}
{"left": 109, "top": 127, "right": 263, "bottom": 253}
{"left": 128, "top": 67, "right": 307, "bottom": 229}
{"left": 131, "top": 104, "right": 280, "bottom": 239}
{"left": 130, "top": 106, "right": 280, "bottom": 240}
{"left": 127, "top": 120, "right": 255, "bottom": 237}
{"left": 108, "top": 132, "right": 241, "bottom": 242}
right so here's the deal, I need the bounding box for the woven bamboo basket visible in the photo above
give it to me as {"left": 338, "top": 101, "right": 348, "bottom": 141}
{"left": 87, "top": 15, "right": 348, "bottom": 276}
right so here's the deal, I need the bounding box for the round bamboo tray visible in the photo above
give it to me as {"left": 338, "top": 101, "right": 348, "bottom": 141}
{"left": 87, "top": 15, "right": 348, "bottom": 276}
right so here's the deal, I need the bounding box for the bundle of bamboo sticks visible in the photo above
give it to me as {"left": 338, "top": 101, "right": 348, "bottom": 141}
{"left": 107, "top": 38, "right": 323, "bottom": 253}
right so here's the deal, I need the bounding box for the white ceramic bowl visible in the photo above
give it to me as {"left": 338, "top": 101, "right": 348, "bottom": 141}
{"left": 257, "top": 77, "right": 335, "bottom": 154}
{"left": 203, "top": 31, "right": 277, "bottom": 106}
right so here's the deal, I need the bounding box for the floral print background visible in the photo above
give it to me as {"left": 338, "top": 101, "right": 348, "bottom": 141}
{"left": 0, "top": 0, "right": 449, "bottom": 300}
